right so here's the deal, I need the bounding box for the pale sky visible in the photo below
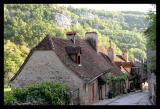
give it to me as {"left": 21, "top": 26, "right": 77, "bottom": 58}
{"left": 57, "top": 4, "right": 156, "bottom": 12}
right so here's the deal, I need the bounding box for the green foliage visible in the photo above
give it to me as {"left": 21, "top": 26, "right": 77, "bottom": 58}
{"left": 4, "top": 40, "right": 29, "bottom": 86}
{"left": 4, "top": 90, "right": 17, "bottom": 105}
{"left": 144, "top": 5, "right": 156, "bottom": 73}
{"left": 104, "top": 72, "right": 113, "bottom": 84}
{"left": 129, "top": 48, "right": 147, "bottom": 60}
{"left": 5, "top": 82, "right": 71, "bottom": 105}
{"left": 105, "top": 72, "right": 128, "bottom": 84}
{"left": 112, "top": 91, "right": 118, "bottom": 97}
{"left": 112, "top": 73, "right": 128, "bottom": 81}
{"left": 144, "top": 11, "right": 156, "bottom": 50}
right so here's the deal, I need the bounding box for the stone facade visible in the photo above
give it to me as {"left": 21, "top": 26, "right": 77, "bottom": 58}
{"left": 11, "top": 50, "right": 83, "bottom": 90}
{"left": 10, "top": 50, "right": 106, "bottom": 105}
{"left": 10, "top": 50, "right": 88, "bottom": 104}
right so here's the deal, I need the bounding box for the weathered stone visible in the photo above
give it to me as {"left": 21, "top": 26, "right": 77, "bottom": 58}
{"left": 54, "top": 13, "right": 72, "bottom": 28}
{"left": 11, "top": 51, "right": 83, "bottom": 90}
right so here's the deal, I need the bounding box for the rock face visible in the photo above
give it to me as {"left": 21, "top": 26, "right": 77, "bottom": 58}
{"left": 54, "top": 13, "right": 72, "bottom": 28}
{"left": 25, "top": 11, "right": 32, "bottom": 18}
{"left": 10, "top": 9, "right": 16, "bottom": 16}
{"left": 71, "top": 19, "right": 79, "bottom": 25}
{"left": 78, "top": 12, "right": 95, "bottom": 19}
{"left": 112, "top": 17, "right": 125, "bottom": 23}
{"left": 92, "top": 24, "right": 104, "bottom": 29}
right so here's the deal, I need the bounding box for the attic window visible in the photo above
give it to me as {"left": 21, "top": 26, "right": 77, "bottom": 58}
{"left": 65, "top": 46, "right": 82, "bottom": 66}
{"left": 77, "top": 55, "right": 81, "bottom": 66}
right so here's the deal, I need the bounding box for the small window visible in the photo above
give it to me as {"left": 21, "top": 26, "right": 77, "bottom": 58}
{"left": 78, "top": 55, "right": 80, "bottom": 64}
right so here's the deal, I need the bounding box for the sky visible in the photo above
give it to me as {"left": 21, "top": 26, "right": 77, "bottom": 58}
{"left": 57, "top": 4, "right": 156, "bottom": 13}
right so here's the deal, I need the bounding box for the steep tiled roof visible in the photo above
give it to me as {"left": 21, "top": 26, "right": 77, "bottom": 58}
{"left": 100, "top": 52, "right": 124, "bottom": 76}
{"left": 115, "top": 62, "right": 133, "bottom": 67}
{"left": 10, "top": 36, "right": 123, "bottom": 83}
{"left": 34, "top": 36, "right": 54, "bottom": 50}
{"left": 52, "top": 38, "right": 123, "bottom": 82}
{"left": 115, "top": 55, "right": 126, "bottom": 61}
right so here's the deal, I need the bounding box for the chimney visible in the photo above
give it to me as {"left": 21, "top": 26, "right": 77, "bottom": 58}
{"left": 66, "top": 32, "right": 76, "bottom": 44}
{"left": 107, "top": 40, "right": 114, "bottom": 62}
{"left": 122, "top": 50, "right": 128, "bottom": 62}
{"left": 85, "top": 32, "right": 98, "bottom": 53}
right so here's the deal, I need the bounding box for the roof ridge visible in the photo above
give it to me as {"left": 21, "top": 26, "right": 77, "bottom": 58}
{"left": 34, "top": 35, "right": 54, "bottom": 50}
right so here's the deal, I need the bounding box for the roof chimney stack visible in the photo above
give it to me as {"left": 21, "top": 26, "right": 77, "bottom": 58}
{"left": 85, "top": 32, "right": 98, "bottom": 53}
{"left": 122, "top": 50, "right": 128, "bottom": 62}
{"left": 107, "top": 40, "right": 114, "bottom": 62}
{"left": 66, "top": 32, "right": 76, "bottom": 44}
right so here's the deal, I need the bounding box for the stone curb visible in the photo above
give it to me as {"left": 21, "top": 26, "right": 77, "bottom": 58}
{"left": 149, "top": 97, "right": 154, "bottom": 105}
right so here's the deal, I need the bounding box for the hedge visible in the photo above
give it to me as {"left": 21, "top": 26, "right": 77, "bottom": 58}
{"left": 4, "top": 81, "right": 71, "bottom": 105}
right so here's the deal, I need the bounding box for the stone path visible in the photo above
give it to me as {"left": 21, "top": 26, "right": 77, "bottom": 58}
{"left": 92, "top": 90, "right": 152, "bottom": 105}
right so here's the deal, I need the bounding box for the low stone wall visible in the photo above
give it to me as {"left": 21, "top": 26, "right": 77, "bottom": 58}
{"left": 148, "top": 73, "right": 156, "bottom": 105}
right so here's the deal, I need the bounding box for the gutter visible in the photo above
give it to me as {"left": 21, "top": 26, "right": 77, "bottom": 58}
{"left": 87, "top": 68, "right": 112, "bottom": 84}
{"left": 87, "top": 72, "right": 104, "bottom": 84}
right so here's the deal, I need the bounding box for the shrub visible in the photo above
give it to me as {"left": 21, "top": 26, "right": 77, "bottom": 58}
{"left": 4, "top": 91, "right": 17, "bottom": 105}
{"left": 8, "top": 81, "right": 71, "bottom": 105}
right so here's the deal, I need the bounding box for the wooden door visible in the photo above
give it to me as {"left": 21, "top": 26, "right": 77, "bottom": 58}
{"left": 91, "top": 83, "right": 95, "bottom": 102}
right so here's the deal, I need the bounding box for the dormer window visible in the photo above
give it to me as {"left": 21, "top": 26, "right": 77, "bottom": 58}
{"left": 65, "top": 46, "right": 82, "bottom": 66}
{"left": 77, "top": 54, "right": 81, "bottom": 66}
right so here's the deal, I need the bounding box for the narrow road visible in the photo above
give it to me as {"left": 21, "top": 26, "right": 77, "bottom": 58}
{"left": 108, "top": 91, "right": 151, "bottom": 105}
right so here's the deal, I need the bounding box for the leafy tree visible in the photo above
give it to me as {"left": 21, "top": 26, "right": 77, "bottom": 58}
{"left": 144, "top": 5, "right": 156, "bottom": 74}
{"left": 144, "top": 11, "right": 156, "bottom": 50}
{"left": 4, "top": 40, "right": 29, "bottom": 86}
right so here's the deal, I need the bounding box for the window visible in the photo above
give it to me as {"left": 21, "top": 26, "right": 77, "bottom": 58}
{"left": 78, "top": 55, "right": 80, "bottom": 64}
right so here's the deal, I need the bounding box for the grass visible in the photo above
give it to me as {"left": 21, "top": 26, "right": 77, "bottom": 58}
{"left": 4, "top": 87, "right": 14, "bottom": 105}
{"left": 4, "top": 87, "right": 12, "bottom": 100}
{"left": 4, "top": 88, "right": 11, "bottom": 92}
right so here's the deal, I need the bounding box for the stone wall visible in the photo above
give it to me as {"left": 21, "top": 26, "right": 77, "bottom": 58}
{"left": 148, "top": 73, "right": 156, "bottom": 105}
{"left": 11, "top": 50, "right": 83, "bottom": 92}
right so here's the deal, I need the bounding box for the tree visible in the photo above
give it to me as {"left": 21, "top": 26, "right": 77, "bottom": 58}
{"left": 4, "top": 40, "right": 29, "bottom": 86}
{"left": 144, "top": 5, "right": 156, "bottom": 74}
{"left": 144, "top": 10, "right": 156, "bottom": 50}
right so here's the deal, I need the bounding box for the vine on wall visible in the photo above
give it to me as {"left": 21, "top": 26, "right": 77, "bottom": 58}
{"left": 105, "top": 72, "right": 128, "bottom": 84}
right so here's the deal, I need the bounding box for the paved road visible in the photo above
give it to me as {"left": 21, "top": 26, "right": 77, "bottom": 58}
{"left": 108, "top": 91, "right": 152, "bottom": 105}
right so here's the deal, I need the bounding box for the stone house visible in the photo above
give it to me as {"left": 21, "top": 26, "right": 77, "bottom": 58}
{"left": 106, "top": 46, "right": 144, "bottom": 92}
{"left": 10, "top": 32, "right": 125, "bottom": 105}
{"left": 105, "top": 46, "right": 133, "bottom": 92}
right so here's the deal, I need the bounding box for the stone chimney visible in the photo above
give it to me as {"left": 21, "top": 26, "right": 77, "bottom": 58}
{"left": 66, "top": 32, "right": 76, "bottom": 44}
{"left": 107, "top": 40, "right": 114, "bottom": 62}
{"left": 122, "top": 50, "right": 128, "bottom": 62}
{"left": 85, "top": 32, "right": 98, "bottom": 53}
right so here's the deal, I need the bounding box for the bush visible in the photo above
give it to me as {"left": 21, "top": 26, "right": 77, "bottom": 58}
{"left": 5, "top": 81, "right": 71, "bottom": 105}
{"left": 4, "top": 91, "right": 17, "bottom": 105}
{"left": 112, "top": 91, "right": 118, "bottom": 97}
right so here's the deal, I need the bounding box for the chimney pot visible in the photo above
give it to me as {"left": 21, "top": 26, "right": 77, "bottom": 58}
{"left": 107, "top": 47, "right": 114, "bottom": 62}
{"left": 66, "top": 32, "right": 76, "bottom": 44}
{"left": 122, "top": 50, "right": 128, "bottom": 62}
{"left": 85, "top": 32, "right": 98, "bottom": 53}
